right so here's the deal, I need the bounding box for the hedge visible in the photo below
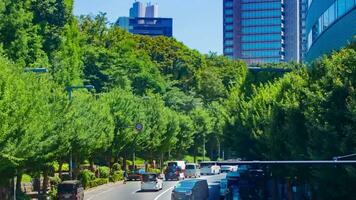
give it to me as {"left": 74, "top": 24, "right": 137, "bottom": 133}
{"left": 109, "top": 171, "right": 124, "bottom": 182}
{"left": 87, "top": 178, "right": 109, "bottom": 189}
{"left": 98, "top": 166, "right": 110, "bottom": 178}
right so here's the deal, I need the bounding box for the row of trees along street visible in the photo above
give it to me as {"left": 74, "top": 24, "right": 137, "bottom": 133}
{"left": 0, "top": 0, "right": 355, "bottom": 199}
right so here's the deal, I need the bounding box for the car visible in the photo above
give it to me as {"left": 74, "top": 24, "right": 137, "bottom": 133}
{"left": 171, "top": 179, "right": 209, "bottom": 200}
{"left": 200, "top": 161, "right": 221, "bottom": 175}
{"left": 165, "top": 166, "right": 185, "bottom": 181}
{"left": 220, "top": 165, "right": 237, "bottom": 173}
{"left": 219, "top": 178, "right": 228, "bottom": 198}
{"left": 58, "top": 180, "right": 84, "bottom": 200}
{"left": 141, "top": 173, "right": 163, "bottom": 191}
{"left": 127, "top": 168, "right": 145, "bottom": 181}
{"left": 185, "top": 163, "right": 200, "bottom": 178}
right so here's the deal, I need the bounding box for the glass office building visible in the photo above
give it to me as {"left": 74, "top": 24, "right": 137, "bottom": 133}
{"left": 306, "top": 0, "right": 356, "bottom": 61}
{"left": 223, "top": 0, "right": 302, "bottom": 64}
{"left": 117, "top": 2, "right": 172, "bottom": 37}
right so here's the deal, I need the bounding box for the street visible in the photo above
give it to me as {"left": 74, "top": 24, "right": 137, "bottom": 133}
{"left": 84, "top": 174, "right": 226, "bottom": 200}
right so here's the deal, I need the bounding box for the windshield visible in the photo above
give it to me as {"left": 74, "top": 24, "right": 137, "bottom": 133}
{"left": 186, "top": 165, "right": 195, "bottom": 169}
{"left": 176, "top": 181, "right": 195, "bottom": 189}
{"left": 142, "top": 174, "right": 157, "bottom": 182}
{"left": 167, "top": 162, "right": 178, "bottom": 167}
{"left": 200, "top": 163, "right": 214, "bottom": 168}
{"left": 58, "top": 184, "right": 76, "bottom": 193}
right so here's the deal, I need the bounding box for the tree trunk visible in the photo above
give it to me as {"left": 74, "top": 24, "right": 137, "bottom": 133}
{"left": 16, "top": 172, "right": 22, "bottom": 195}
{"left": 123, "top": 152, "right": 127, "bottom": 171}
{"left": 42, "top": 169, "right": 49, "bottom": 195}
{"left": 58, "top": 160, "right": 63, "bottom": 179}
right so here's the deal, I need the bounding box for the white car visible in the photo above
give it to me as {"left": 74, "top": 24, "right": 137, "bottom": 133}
{"left": 140, "top": 173, "right": 163, "bottom": 191}
{"left": 220, "top": 165, "right": 238, "bottom": 173}
{"left": 185, "top": 163, "right": 200, "bottom": 178}
{"left": 200, "top": 161, "right": 221, "bottom": 175}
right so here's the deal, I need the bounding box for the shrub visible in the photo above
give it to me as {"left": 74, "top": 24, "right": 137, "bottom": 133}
{"left": 49, "top": 175, "right": 61, "bottom": 186}
{"left": 48, "top": 187, "right": 58, "bottom": 200}
{"left": 109, "top": 171, "right": 124, "bottom": 182}
{"left": 87, "top": 178, "right": 109, "bottom": 188}
{"left": 79, "top": 170, "right": 95, "bottom": 188}
{"left": 98, "top": 166, "right": 110, "bottom": 178}
{"left": 147, "top": 168, "right": 161, "bottom": 174}
{"left": 112, "top": 163, "right": 121, "bottom": 172}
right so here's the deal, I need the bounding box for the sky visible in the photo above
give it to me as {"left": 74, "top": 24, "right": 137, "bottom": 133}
{"left": 73, "top": 0, "right": 223, "bottom": 54}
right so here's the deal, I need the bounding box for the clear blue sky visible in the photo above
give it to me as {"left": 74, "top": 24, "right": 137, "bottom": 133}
{"left": 73, "top": 0, "right": 223, "bottom": 54}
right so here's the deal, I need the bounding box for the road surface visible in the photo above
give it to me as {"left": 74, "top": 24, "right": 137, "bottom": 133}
{"left": 84, "top": 174, "right": 226, "bottom": 200}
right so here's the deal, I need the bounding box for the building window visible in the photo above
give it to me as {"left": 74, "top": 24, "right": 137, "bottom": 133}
{"left": 225, "top": 47, "right": 233, "bottom": 53}
{"left": 225, "top": 25, "right": 233, "bottom": 31}
{"left": 241, "top": 2, "right": 281, "bottom": 10}
{"left": 242, "top": 42, "right": 281, "bottom": 50}
{"left": 242, "top": 50, "right": 280, "bottom": 58}
{"left": 225, "top": 32, "right": 233, "bottom": 39}
{"left": 242, "top": 18, "right": 281, "bottom": 26}
{"left": 224, "top": 40, "right": 233, "bottom": 46}
{"left": 225, "top": 9, "right": 233, "bottom": 15}
{"left": 225, "top": 1, "right": 233, "bottom": 8}
{"left": 241, "top": 34, "right": 281, "bottom": 42}
{"left": 242, "top": 10, "right": 281, "bottom": 18}
{"left": 242, "top": 26, "right": 281, "bottom": 34}
{"left": 225, "top": 17, "right": 233, "bottom": 23}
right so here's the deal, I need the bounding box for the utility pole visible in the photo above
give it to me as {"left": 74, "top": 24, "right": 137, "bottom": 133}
{"left": 203, "top": 134, "right": 206, "bottom": 162}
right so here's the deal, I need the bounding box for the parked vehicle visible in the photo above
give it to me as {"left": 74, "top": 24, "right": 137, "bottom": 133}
{"left": 220, "top": 178, "right": 228, "bottom": 198}
{"left": 171, "top": 179, "right": 209, "bottom": 200}
{"left": 127, "top": 168, "right": 145, "bottom": 181}
{"left": 220, "top": 165, "right": 237, "bottom": 173}
{"left": 165, "top": 165, "right": 185, "bottom": 181}
{"left": 167, "top": 161, "right": 186, "bottom": 171}
{"left": 58, "top": 180, "right": 84, "bottom": 200}
{"left": 140, "top": 173, "right": 163, "bottom": 191}
{"left": 185, "top": 163, "right": 200, "bottom": 178}
{"left": 200, "top": 161, "right": 220, "bottom": 175}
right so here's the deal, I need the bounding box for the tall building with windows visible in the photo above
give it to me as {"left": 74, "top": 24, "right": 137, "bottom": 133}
{"left": 117, "top": 2, "right": 172, "bottom": 37}
{"left": 306, "top": 0, "right": 356, "bottom": 61}
{"left": 223, "top": 0, "right": 302, "bottom": 64}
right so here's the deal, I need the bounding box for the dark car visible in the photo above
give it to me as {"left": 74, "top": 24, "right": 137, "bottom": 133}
{"left": 165, "top": 166, "right": 184, "bottom": 181}
{"left": 127, "top": 168, "right": 145, "bottom": 181}
{"left": 58, "top": 180, "right": 84, "bottom": 200}
{"left": 171, "top": 179, "right": 209, "bottom": 200}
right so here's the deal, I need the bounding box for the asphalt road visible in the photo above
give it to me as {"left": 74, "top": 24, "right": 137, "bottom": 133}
{"left": 84, "top": 174, "right": 226, "bottom": 200}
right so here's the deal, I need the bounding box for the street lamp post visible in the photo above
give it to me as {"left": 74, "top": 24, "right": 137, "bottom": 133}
{"left": 22, "top": 68, "right": 48, "bottom": 200}
{"left": 66, "top": 85, "right": 94, "bottom": 179}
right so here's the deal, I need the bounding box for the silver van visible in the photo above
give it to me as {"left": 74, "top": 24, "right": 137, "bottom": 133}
{"left": 185, "top": 163, "right": 200, "bottom": 178}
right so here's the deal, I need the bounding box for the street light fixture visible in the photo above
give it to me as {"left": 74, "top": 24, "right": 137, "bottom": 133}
{"left": 66, "top": 85, "right": 95, "bottom": 179}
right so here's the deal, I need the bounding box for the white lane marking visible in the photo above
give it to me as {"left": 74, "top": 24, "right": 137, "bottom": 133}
{"left": 132, "top": 189, "right": 141, "bottom": 194}
{"left": 154, "top": 186, "right": 174, "bottom": 200}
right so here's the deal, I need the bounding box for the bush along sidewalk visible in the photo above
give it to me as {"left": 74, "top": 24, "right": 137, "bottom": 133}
{"left": 79, "top": 164, "right": 125, "bottom": 189}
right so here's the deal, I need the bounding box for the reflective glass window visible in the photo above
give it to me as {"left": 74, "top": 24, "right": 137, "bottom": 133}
{"left": 242, "top": 26, "right": 281, "bottom": 34}
{"left": 225, "top": 1, "right": 233, "bottom": 7}
{"left": 225, "top": 9, "right": 233, "bottom": 15}
{"left": 224, "top": 48, "right": 233, "bottom": 53}
{"left": 345, "top": 0, "right": 355, "bottom": 12}
{"left": 225, "top": 17, "right": 233, "bottom": 23}
{"left": 241, "top": 34, "right": 281, "bottom": 42}
{"left": 242, "top": 42, "right": 281, "bottom": 50}
{"left": 337, "top": 0, "right": 346, "bottom": 17}
{"left": 242, "top": 18, "right": 281, "bottom": 26}
{"left": 241, "top": 2, "right": 281, "bottom": 10}
{"left": 241, "top": 10, "right": 281, "bottom": 18}
{"left": 242, "top": 50, "right": 280, "bottom": 57}
{"left": 225, "top": 32, "right": 233, "bottom": 39}
{"left": 224, "top": 40, "right": 233, "bottom": 46}
{"left": 225, "top": 25, "right": 233, "bottom": 31}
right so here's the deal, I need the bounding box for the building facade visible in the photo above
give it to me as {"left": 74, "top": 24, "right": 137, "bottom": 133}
{"left": 223, "top": 0, "right": 302, "bottom": 64}
{"left": 306, "top": 0, "right": 356, "bottom": 61}
{"left": 117, "top": 2, "right": 172, "bottom": 37}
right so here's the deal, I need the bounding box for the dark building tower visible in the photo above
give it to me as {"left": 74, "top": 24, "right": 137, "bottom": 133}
{"left": 223, "top": 0, "right": 302, "bottom": 64}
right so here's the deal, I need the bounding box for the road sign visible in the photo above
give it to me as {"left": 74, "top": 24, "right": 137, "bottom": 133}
{"left": 135, "top": 123, "right": 143, "bottom": 132}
